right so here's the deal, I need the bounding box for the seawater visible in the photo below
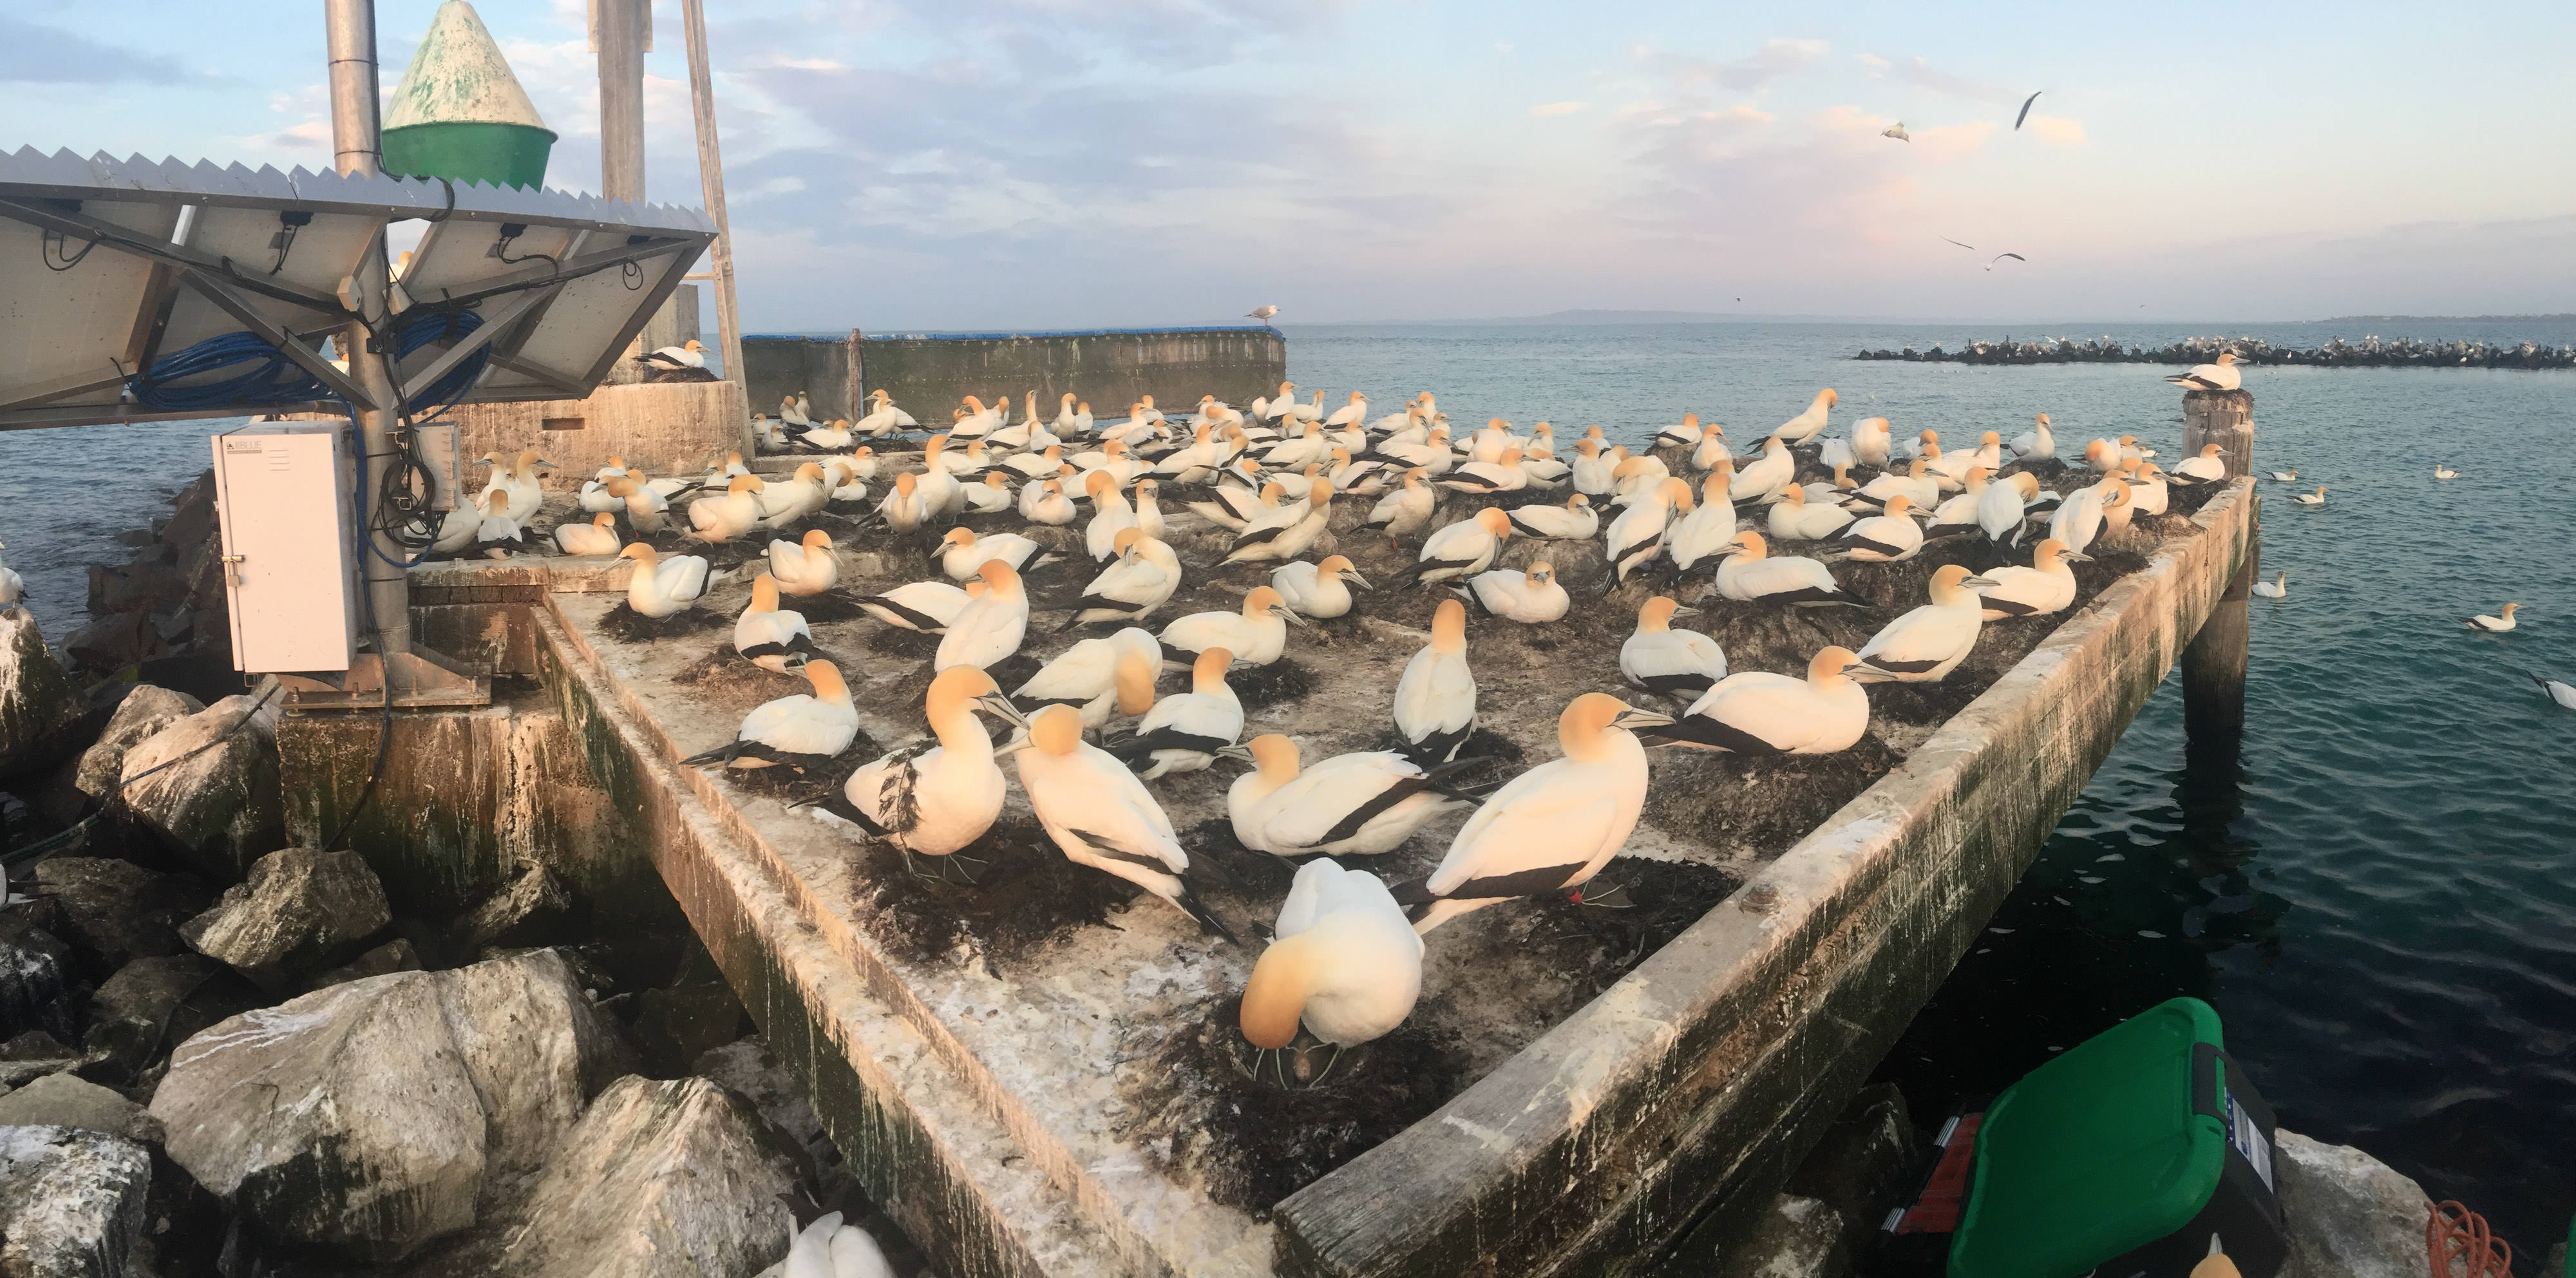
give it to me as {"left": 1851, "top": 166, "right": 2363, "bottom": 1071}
{"left": 1287, "top": 320, "right": 2575, "bottom": 1252}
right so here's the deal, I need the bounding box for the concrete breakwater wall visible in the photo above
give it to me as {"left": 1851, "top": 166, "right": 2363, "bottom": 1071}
{"left": 1854, "top": 334, "right": 2576, "bottom": 369}
{"left": 743, "top": 327, "right": 1287, "bottom": 423}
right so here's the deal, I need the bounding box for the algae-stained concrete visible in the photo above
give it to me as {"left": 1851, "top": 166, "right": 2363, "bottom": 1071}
{"left": 744, "top": 329, "right": 1287, "bottom": 428}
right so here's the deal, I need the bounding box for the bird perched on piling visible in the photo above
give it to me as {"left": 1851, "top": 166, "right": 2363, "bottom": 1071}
{"left": 1014, "top": 704, "right": 1235, "bottom": 939}
{"left": 2172, "top": 443, "right": 2230, "bottom": 484}
{"left": 615, "top": 542, "right": 715, "bottom": 618}
{"left": 1852, "top": 565, "right": 2000, "bottom": 683}
{"left": 2165, "top": 351, "right": 2242, "bottom": 392}
{"left": 1640, "top": 647, "right": 1870, "bottom": 755}
{"left": 1238, "top": 858, "right": 1424, "bottom": 1077}
{"left": 734, "top": 574, "right": 815, "bottom": 672}
{"left": 814, "top": 666, "right": 1027, "bottom": 881}
{"left": 680, "top": 660, "right": 859, "bottom": 772}
{"left": 1394, "top": 693, "right": 1672, "bottom": 933}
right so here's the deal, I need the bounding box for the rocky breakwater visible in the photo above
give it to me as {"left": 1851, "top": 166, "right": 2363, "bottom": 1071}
{"left": 1852, "top": 333, "right": 2576, "bottom": 369}
{"left": 64, "top": 471, "right": 238, "bottom": 697}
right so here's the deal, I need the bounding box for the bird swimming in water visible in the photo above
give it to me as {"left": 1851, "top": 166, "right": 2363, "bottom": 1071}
{"left": 2269, "top": 468, "right": 2298, "bottom": 482}
{"left": 2250, "top": 571, "right": 2288, "bottom": 598}
{"left": 2463, "top": 602, "right": 2519, "bottom": 633}
{"left": 2290, "top": 485, "right": 2326, "bottom": 506}
{"left": 2433, "top": 464, "right": 2459, "bottom": 480}
{"left": 2531, "top": 672, "right": 2576, "bottom": 711}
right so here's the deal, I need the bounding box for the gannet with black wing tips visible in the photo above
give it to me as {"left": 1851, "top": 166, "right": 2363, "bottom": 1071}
{"left": 1653, "top": 412, "right": 1707, "bottom": 450}
{"left": 2164, "top": 351, "right": 2242, "bottom": 392}
{"left": 960, "top": 470, "right": 1013, "bottom": 515}
{"left": 2269, "top": 468, "right": 2297, "bottom": 482}
{"left": 1394, "top": 693, "right": 1672, "bottom": 934}
{"left": 468, "top": 489, "right": 523, "bottom": 555}
{"left": 755, "top": 461, "right": 831, "bottom": 528}
{"left": 1569, "top": 439, "right": 1618, "bottom": 496}
{"left": 1925, "top": 468, "right": 1997, "bottom": 539}
{"left": 1852, "top": 565, "right": 1999, "bottom": 683}
{"left": 734, "top": 574, "right": 815, "bottom": 673}
{"left": 1712, "top": 531, "right": 1855, "bottom": 606}
{"left": 2531, "top": 672, "right": 2576, "bottom": 710}
{"left": 685, "top": 474, "right": 767, "bottom": 543}
{"left": 1459, "top": 562, "right": 1569, "bottom": 624}
{"left": 1395, "top": 598, "right": 1477, "bottom": 766}
{"left": 1159, "top": 585, "right": 1306, "bottom": 668}
{"left": 756, "top": 529, "right": 837, "bottom": 598}
{"left": 2009, "top": 413, "right": 2055, "bottom": 461}
{"left": 854, "top": 387, "right": 917, "bottom": 436}
{"left": 1981, "top": 472, "right": 2039, "bottom": 547}
{"left": 1438, "top": 446, "right": 1530, "bottom": 495}
{"left": 1610, "top": 453, "right": 1673, "bottom": 507}
{"left": 1764, "top": 483, "right": 1857, "bottom": 542}
{"left": 2463, "top": 602, "right": 2519, "bottom": 633}
{"left": 1238, "top": 858, "right": 1423, "bottom": 1082}
{"left": 1106, "top": 647, "right": 1243, "bottom": 779}
{"left": 1021, "top": 477, "right": 1077, "bottom": 525}
{"left": 553, "top": 511, "right": 621, "bottom": 557}
{"left": 1855, "top": 459, "right": 1940, "bottom": 512}
{"left": 813, "top": 665, "right": 1027, "bottom": 882}
{"left": 911, "top": 437, "right": 965, "bottom": 516}
{"left": 1405, "top": 508, "right": 1513, "bottom": 587}
{"left": 1620, "top": 596, "right": 1727, "bottom": 700}
{"left": 1223, "top": 484, "right": 1329, "bottom": 566}
{"left": 2291, "top": 485, "right": 2326, "bottom": 506}
{"left": 679, "top": 660, "right": 859, "bottom": 772}
{"left": 1223, "top": 736, "right": 1482, "bottom": 861}
{"left": 1358, "top": 469, "right": 1436, "bottom": 545}
{"left": 2172, "top": 442, "right": 2230, "bottom": 484}
{"left": 1081, "top": 471, "right": 1137, "bottom": 560}
{"left": 934, "top": 560, "right": 1030, "bottom": 671}
{"left": 477, "top": 449, "right": 551, "bottom": 522}
{"left": 1824, "top": 493, "right": 1926, "bottom": 563}
{"left": 2048, "top": 481, "right": 2126, "bottom": 557}
{"left": 856, "top": 580, "right": 974, "bottom": 633}
{"left": 1771, "top": 388, "right": 1837, "bottom": 444}
{"left": 1061, "top": 528, "right": 1179, "bottom": 629}
{"left": 1323, "top": 391, "right": 1372, "bottom": 429}
{"left": 2433, "top": 464, "right": 2459, "bottom": 480}
{"left": 2251, "top": 571, "right": 2287, "bottom": 598}
{"left": 1509, "top": 493, "right": 1598, "bottom": 541}
{"left": 938, "top": 528, "right": 1054, "bottom": 581}
{"left": 875, "top": 472, "right": 932, "bottom": 534}
{"left": 1975, "top": 538, "right": 2088, "bottom": 620}
{"left": 2123, "top": 460, "right": 2170, "bottom": 516}
{"left": 1016, "top": 627, "right": 1160, "bottom": 729}
{"left": 1015, "top": 704, "right": 1236, "bottom": 940}
{"left": 1271, "top": 555, "right": 1370, "bottom": 620}
{"left": 1604, "top": 477, "right": 1690, "bottom": 591}
{"left": 614, "top": 542, "right": 714, "bottom": 618}
{"left": 1640, "top": 646, "right": 1870, "bottom": 754}
{"left": 1665, "top": 475, "right": 1737, "bottom": 573}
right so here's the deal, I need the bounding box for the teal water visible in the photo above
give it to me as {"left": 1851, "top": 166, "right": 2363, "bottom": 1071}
{"left": 1282, "top": 321, "right": 2576, "bottom": 1252}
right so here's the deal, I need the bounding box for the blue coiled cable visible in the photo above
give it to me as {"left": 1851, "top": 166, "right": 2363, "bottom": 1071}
{"left": 128, "top": 309, "right": 488, "bottom": 417}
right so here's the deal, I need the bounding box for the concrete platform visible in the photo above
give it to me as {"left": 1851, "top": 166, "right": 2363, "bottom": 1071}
{"left": 390, "top": 472, "right": 2254, "bottom": 1276}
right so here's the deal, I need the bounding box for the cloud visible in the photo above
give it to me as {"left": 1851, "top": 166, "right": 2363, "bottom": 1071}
{"left": 1889, "top": 55, "right": 2019, "bottom": 107}
{"left": 770, "top": 56, "right": 849, "bottom": 73}
{"left": 1530, "top": 102, "right": 1587, "bottom": 118}
{"left": 2024, "top": 115, "right": 2085, "bottom": 146}
{"left": 1636, "top": 37, "right": 1828, "bottom": 93}
{"left": 1855, "top": 53, "right": 1889, "bottom": 76}
{"left": 0, "top": 15, "right": 185, "bottom": 83}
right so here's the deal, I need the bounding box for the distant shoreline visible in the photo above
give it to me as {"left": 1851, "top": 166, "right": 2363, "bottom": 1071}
{"left": 1853, "top": 334, "right": 2576, "bottom": 369}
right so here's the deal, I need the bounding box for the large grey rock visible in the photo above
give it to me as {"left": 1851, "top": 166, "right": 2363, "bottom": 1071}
{"left": 1785, "top": 1082, "right": 1920, "bottom": 1259}
{"left": 693, "top": 1037, "right": 837, "bottom": 1185}
{"left": 81, "top": 954, "right": 254, "bottom": 1082}
{"left": 0, "top": 915, "right": 76, "bottom": 1044}
{"left": 454, "top": 866, "right": 573, "bottom": 954}
{"left": 417, "top": 1076, "right": 801, "bottom": 1278}
{"left": 308, "top": 938, "right": 422, "bottom": 991}
{"left": 1710, "top": 1194, "right": 1848, "bottom": 1278}
{"left": 0, "top": 608, "right": 87, "bottom": 781}
{"left": 115, "top": 695, "right": 283, "bottom": 881}
{"left": 2275, "top": 1130, "right": 2430, "bottom": 1278}
{"left": 178, "top": 846, "right": 390, "bottom": 987}
{"left": 0, "top": 1125, "right": 153, "bottom": 1278}
{"left": 67, "top": 688, "right": 202, "bottom": 816}
{"left": 28, "top": 858, "right": 204, "bottom": 973}
{"left": 0, "top": 1074, "right": 164, "bottom": 1147}
{"left": 149, "top": 950, "right": 627, "bottom": 1263}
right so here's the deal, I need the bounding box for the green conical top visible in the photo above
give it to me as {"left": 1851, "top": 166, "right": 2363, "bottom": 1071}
{"left": 384, "top": 1, "right": 553, "bottom": 135}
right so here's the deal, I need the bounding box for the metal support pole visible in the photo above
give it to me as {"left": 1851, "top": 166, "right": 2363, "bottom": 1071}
{"left": 324, "top": 0, "right": 412, "bottom": 661}
{"left": 598, "top": 0, "right": 648, "bottom": 204}
{"left": 679, "top": 0, "right": 748, "bottom": 397}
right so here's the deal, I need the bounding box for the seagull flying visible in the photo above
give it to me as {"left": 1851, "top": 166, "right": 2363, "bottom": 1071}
{"left": 1883, "top": 122, "right": 1910, "bottom": 142}
{"left": 1246, "top": 305, "right": 1280, "bottom": 326}
{"left": 1986, "top": 253, "right": 2027, "bottom": 271}
{"left": 2014, "top": 91, "right": 2042, "bottom": 129}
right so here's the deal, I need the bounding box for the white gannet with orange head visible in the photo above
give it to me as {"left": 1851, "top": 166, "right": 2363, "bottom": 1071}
{"left": 1772, "top": 388, "right": 1838, "bottom": 444}
{"left": 1641, "top": 646, "right": 1870, "bottom": 755}
{"left": 1975, "top": 537, "right": 2088, "bottom": 620}
{"left": 1394, "top": 598, "right": 1477, "bottom": 767}
{"left": 2010, "top": 413, "right": 2055, "bottom": 461}
{"left": 1158, "top": 584, "right": 1306, "bottom": 669}
{"left": 1730, "top": 435, "right": 1797, "bottom": 503}
{"left": 2049, "top": 479, "right": 2128, "bottom": 556}
{"left": 678, "top": 659, "right": 858, "bottom": 771}
{"left": 1014, "top": 625, "right": 1160, "bottom": 730}
{"left": 2165, "top": 350, "right": 2242, "bottom": 392}
{"left": 687, "top": 473, "right": 767, "bottom": 543}
{"left": 1062, "top": 527, "right": 1180, "bottom": 629}
{"left": 2464, "top": 602, "right": 2520, "bottom": 633}
{"left": 876, "top": 472, "right": 931, "bottom": 534}
{"left": 1271, "top": 555, "right": 1371, "bottom": 620}
{"left": 1823, "top": 492, "right": 1926, "bottom": 563}
{"left": 961, "top": 469, "right": 1013, "bottom": 515}
{"left": 1358, "top": 468, "right": 1436, "bottom": 545}
{"left": 1395, "top": 692, "right": 1672, "bottom": 934}
{"left": 1014, "top": 703, "right": 1236, "bottom": 939}
{"left": 1405, "top": 507, "right": 1514, "bottom": 587}
{"left": 935, "top": 560, "right": 1029, "bottom": 671}
{"left": 766, "top": 528, "right": 839, "bottom": 596}
{"left": 1763, "top": 482, "right": 1856, "bottom": 542}
{"left": 1222, "top": 734, "right": 1479, "bottom": 861}
{"left": 1604, "top": 477, "right": 1690, "bottom": 591}
{"left": 1105, "top": 647, "right": 1243, "bottom": 779}
{"left": 1665, "top": 474, "right": 1736, "bottom": 573}
{"left": 1852, "top": 564, "right": 2000, "bottom": 683}
{"left": 1238, "top": 855, "right": 1424, "bottom": 1083}
{"left": 1619, "top": 595, "right": 1727, "bottom": 701}
{"left": 1508, "top": 491, "right": 1598, "bottom": 541}
{"left": 817, "top": 665, "right": 1027, "bottom": 881}
{"left": 553, "top": 511, "right": 621, "bottom": 557}
{"left": 1458, "top": 562, "right": 1568, "bottom": 624}
{"left": 1852, "top": 415, "right": 1893, "bottom": 467}
{"left": 937, "top": 527, "right": 1056, "bottom": 581}
{"left": 733, "top": 573, "right": 815, "bottom": 673}
{"left": 2173, "top": 441, "right": 2230, "bottom": 484}
{"left": 1712, "top": 531, "right": 1857, "bottom": 607}
{"left": 1083, "top": 470, "right": 1137, "bottom": 560}
{"left": 1021, "top": 477, "right": 1077, "bottom": 525}
{"left": 615, "top": 541, "right": 714, "bottom": 617}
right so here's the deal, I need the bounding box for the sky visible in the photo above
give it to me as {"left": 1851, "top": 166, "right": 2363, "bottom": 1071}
{"left": 10, "top": 1, "right": 2576, "bottom": 330}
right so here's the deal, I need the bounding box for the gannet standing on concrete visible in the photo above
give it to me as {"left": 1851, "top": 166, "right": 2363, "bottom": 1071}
{"left": 1394, "top": 693, "right": 1672, "bottom": 934}
{"left": 1014, "top": 704, "right": 1235, "bottom": 939}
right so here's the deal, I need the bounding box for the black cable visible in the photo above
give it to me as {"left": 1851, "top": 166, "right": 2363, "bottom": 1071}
{"left": 40, "top": 229, "right": 97, "bottom": 272}
{"left": 1, "top": 682, "right": 283, "bottom": 868}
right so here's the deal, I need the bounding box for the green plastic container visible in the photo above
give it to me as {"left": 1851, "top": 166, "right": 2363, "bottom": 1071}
{"left": 1950, "top": 997, "right": 2287, "bottom": 1278}
{"left": 379, "top": 2, "right": 554, "bottom": 189}
{"left": 382, "top": 120, "right": 553, "bottom": 190}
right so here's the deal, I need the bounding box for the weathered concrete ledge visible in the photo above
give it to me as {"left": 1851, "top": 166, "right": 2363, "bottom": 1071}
{"left": 744, "top": 328, "right": 1287, "bottom": 424}
{"left": 1274, "top": 479, "right": 2258, "bottom": 1275}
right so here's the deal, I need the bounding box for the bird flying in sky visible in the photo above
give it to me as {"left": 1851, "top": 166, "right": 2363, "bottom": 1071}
{"left": 2014, "top": 91, "right": 2042, "bottom": 130}
{"left": 1941, "top": 237, "right": 1976, "bottom": 251}
{"left": 1986, "top": 253, "right": 2027, "bottom": 271}
{"left": 1882, "top": 122, "right": 1910, "bottom": 142}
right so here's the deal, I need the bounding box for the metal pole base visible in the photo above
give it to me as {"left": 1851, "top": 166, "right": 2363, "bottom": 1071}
{"left": 275, "top": 645, "right": 491, "bottom": 712}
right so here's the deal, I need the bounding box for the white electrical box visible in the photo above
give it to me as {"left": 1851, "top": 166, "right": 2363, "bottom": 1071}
{"left": 211, "top": 426, "right": 361, "bottom": 673}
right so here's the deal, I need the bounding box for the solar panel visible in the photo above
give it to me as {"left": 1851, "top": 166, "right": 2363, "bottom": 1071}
{"left": 0, "top": 148, "right": 717, "bottom": 430}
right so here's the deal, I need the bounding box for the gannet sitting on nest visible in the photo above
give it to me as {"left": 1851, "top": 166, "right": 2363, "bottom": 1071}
{"left": 733, "top": 573, "right": 815, "bottom": 672}
{"left": 1224, "top": 736, "right": 1481, "bottom": 860}
{"left": 938, "top": 528, "right": 1054, "bottom": 581}
{"left": 1394, "top": 693, "right": 1672, "bottom": 933}
{"left": 614, "top": 542, "right": 714, "bottom": 617}
{"left": 1712, "top": 531, "right": 1856, "bottom": 606}
{"left": 1762, "top": 484, "right": 1855, "bottom": 542}
{"left": 2172, "top": 443, "right": 2230, "bottom": 484}
{"left": 1508, "top": 493, "right": 1598, "bottom": 541}
{"left": 935, "top": 560, "right": 1030, "bottom": 671}
{"left": 1106, "top": 647, "right": 1243, "bottom": 779}
{"left": 552, "top": 511, "right": 620, "bottom": 557}
{"left": 766, "top": 529, "right": 839, "bottom": 596}
{"left": 1852, "top": 564, "right": 1999, "bottom": 683}
{"left": 679, "top": 660, "right": 858, "bottom": 772}
{"left": 1159, "top": 585, "right": 1306, "bottom": 668}
{"left": 1975, "top": 538, "right": 2088, "bottom": 620}
{"left": 1403, "top": 508, "right": 1514, "bottom": 587}
{"left": 1271, "top": 555, "right": 1370, "bottom": 620}
{"left": 1823, "top": 493, "right": 1926, "bottom": 563}
{"left": 1640, "top": 646, "right": 1870, "bottom": 755}
{"left": 1394, "top": 598, "right": 1477, "bottom": 767}
{"left": 687, "top": 474, "right": 768, "bottom": 543}
{"left": 1061, "top": 528, "right": 1180, "bottom": 629}
{"left": 1238, "top": 857, "right": 1425, "bottom": 1085}
{"left": 1358, "top": 469, "right": 1437, "bottom": 544}
{"left": 813, "top": 665, "right": 1026, "bottom": 882}
{"left": 1014, "top": 705, "right": 1235, "bottom": 940}
{"left": 1604, "top": 477, "right": 1689, "bottom": 590}
{"left": 1614, "top": 596, "right": 1725, "bottom": 701}
{"left": 1016, "top": 627, "right": 1160, "bottom": 729}
{"left": 855, "top": 579, "right": 974, "bottom": 633}
{"left": 1458, "top": 563, "right": 1568, "bottom": 624}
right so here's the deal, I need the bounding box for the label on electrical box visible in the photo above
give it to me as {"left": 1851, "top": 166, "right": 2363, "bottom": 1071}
{"left": 222, "top": 439, "right": 272, "bottom": 454}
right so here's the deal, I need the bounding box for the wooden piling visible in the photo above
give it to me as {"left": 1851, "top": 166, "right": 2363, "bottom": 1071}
{"left": 2181, "top": 389, "right": 2255, "bottom": 757}
{"left": 679, "top": 0, "right": 748, "bottom": 412}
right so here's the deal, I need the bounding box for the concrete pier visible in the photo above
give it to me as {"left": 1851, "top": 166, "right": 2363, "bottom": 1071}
{"left": 289, "top": 472, "right": 2257, "bottom": 1276}
{"left": 743, "top": 327, "right": 1286, "bottom": 424}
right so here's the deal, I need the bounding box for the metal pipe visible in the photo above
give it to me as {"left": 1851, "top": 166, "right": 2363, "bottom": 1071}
{"left": 597, "top": 0, "right": 647, "bottom": 203}
{"left": 323, "top": 0, "right": 412, "bottom": 660}
{"left": 679, "top": 0, "right": 748, "bottom": 402}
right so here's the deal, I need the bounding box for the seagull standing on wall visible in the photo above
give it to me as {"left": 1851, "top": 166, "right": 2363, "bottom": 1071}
{"left": 1247, "top": 305, "right": 1280, "bottom": 326}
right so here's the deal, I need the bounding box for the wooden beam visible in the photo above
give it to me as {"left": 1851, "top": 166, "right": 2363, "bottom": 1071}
{"left": 679, "top": 0, "right": 748, "bottom": 396}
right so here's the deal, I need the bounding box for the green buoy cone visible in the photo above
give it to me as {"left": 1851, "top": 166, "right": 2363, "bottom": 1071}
{"left": 381, "top": 1, "right": 556, "bottom": 189}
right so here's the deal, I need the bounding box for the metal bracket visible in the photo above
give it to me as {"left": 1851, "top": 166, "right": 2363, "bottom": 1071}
{"left": 276, "top": 645, "right": 492, "bottom": 712}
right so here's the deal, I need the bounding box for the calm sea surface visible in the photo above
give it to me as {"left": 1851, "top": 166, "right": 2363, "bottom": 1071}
{"left": 3, "top": 321, "right": 2568, "bottom": 1247}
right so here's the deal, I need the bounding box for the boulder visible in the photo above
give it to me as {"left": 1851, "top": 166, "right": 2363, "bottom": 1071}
{"left": 0, "top": 914, "right": 77, "bottom": 1045}
{"left": 309, "top": 938, "right": 423, "bottom": 991}
{"left": 693, "top": 1037, "right": 839, "bottom": 1185}
{"left": 150, "top": 950, "right": 626, "bottom": 1262}
{"left": 115, "top": 695, "right": 284, "bottom": 881}
{"left": 1785, "top": 1082, "right": 1922, "bottom": 1259}
{"left": 81, "top": 954, "right": 260, "bottom": 1083}
{"left": 0, "top": 1125, "right": 153, "bottom": 1278}
{"left": 0, "top": 607, "right": 88, "bottom": 781}
{"left": 178, "top": 847, "right": 390, "bottom": 988}
{"left": 416, "top": 1076, "right": 802, "bottom": 1278}
{"left": 62, "top": 687, "right": 204, "bottom": 821}
{"left": 0, "top": 1029, "right": 105, "bottom": 1090}
{"left": 453, "top": 866, "right": 573, "bottom": 954}
{"left": 1710, "top": 1194, "right": 1848, "bottom": 1278}
{"left": 28, "top": 858, "right": 205, "bottom": 973}
{"left": 2275, "top": 1130, "right": 2431, "bottom": 1278}
{"left": 0, "top": 1074, "right": 164, "bottom": 1147}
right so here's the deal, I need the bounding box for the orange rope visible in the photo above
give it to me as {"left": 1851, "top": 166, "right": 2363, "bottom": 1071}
{"left": 2429, "top": 1200, "right": 2514, "bottom": 1278}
